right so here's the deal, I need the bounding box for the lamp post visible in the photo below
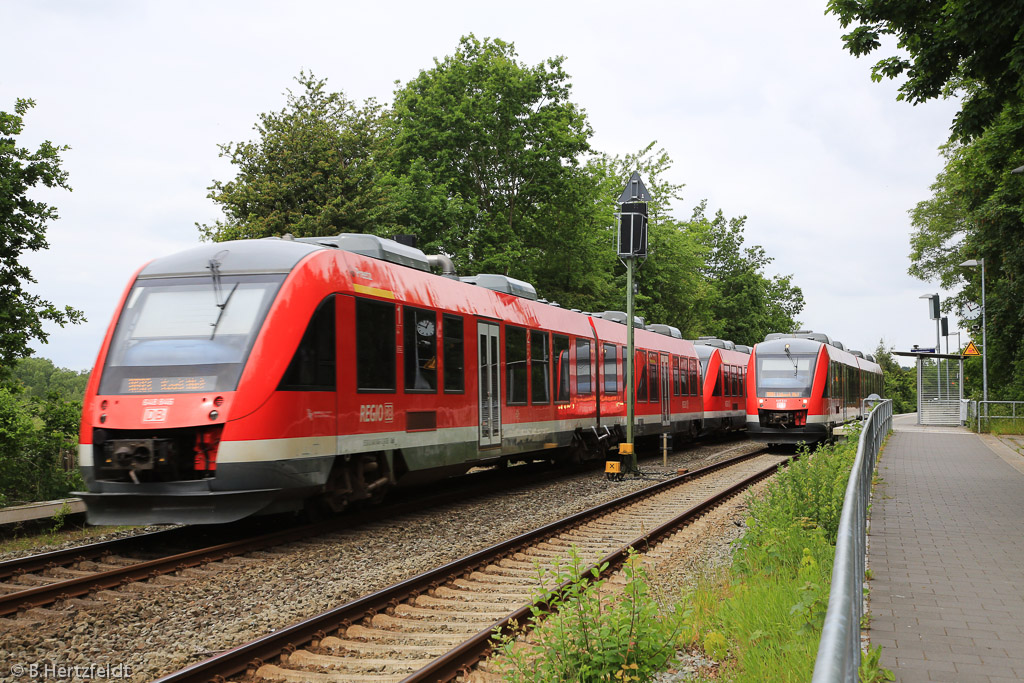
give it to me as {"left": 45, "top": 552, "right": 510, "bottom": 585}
{"left": 959, "top": 259, "right": 988, "bottom": 408}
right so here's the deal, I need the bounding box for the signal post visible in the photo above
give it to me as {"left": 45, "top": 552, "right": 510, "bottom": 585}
{"left": 611, "top": 172, "right": 649, "bottom": 477}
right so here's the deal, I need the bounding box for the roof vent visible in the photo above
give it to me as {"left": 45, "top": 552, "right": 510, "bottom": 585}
{"left": 850, "top": 350, "right": 864, "bottom": 358}
{"left": 295, "top": 233, "right": 432, "bottom": 272}
{"left": 460, "top": 274, "right": 538, "bottom": 301}
{"left": 648, "top": 324, "right": 683, "bottom": 338}
{"left": 735, "top": 345, "right": 752, "bottom": 354}
{"left": 600, "top": 311, "right": 646, "bottom": 328}
{"left": 832, "top": 340, "right": 845, "bottom": 350}
{"left": 865, "top": 354, "right": 876, "bottom": 363}
{"left": 694, "top": 337, "right": 735, "bottom": 350}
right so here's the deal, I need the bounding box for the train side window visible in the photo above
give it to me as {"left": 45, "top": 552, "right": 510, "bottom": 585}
{"left": 531, "top": 330, "right": 550, "bottom": 404}
{"left": 506, "top": 325, "right": 528, "bottom": 405}
{"left": 603, "top": 343, "right": 617, "bottom": 395}
{"left": 356, "top": 298, "right": 396, "bottom": 392}
{"left": 621, "top": 346, "right": 628, "bottom": 400}
{"left": 732, "top": 365, "right": 739, "bottom": 396}
{"left": 279, "top": 295, "right": 336, "bottom": 391}
{"left": 691, "top": 358, "right": 699, "bottom": 396}
{"left": 636, "top": 350, "right": 648, "bottom": 402}
{"left": 554, "top": 334, "right": 571, "bottom": 403}
{"left": 404, "top": 306, "right": 437, "bottom": 392}
{"left": 680, "top": 357, "right": 689, "bottom": 396}
{"left": 442, "top": 314, "right": 464, "bottom": 393}
{"left": 648, "top": 354, "right": 659, "bottom": 403}
{"left": 576, "top": 338, "right": 592, "bottom": 395}
{"left": 672, "top": 357, "right": 680, "bottom": 396}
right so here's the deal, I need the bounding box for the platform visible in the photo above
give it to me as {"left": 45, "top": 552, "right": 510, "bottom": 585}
{"left": 868, "top": 414, "right": 1024, "bottom": 682}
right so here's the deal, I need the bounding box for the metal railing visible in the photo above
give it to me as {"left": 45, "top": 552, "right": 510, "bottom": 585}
{"left": 968, "top": 400, "right": 1024, "bottom": 433}
{"left": 811, "top": 399, "right": 893, "bottom": 683}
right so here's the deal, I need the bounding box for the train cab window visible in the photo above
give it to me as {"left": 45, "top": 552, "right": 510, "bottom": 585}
{"left": 636, "top": 351, "right": 648, "bottom": 402}
{"left": 356, "top": 298, "right": 396, "bottom": 391}
{"left": 603, "top": 343, "right": 618, "bottom": 395}
{"left": 554, "top": 334, "right": 570, "bottom": 402}
{"left": 280, "top": 295, "right": 336, "bottom": 391}
{"left": 648, "top": 354, "right": 659, "bottom": 403}
{"left": 576, "top": 339, "right": 592, "bottom": 395}
{"left": 672, "top": 357, "right": 680, "bottom": 396}
{"left": 442, "top": 314, "right": 464, "bottom": 393}
{"left": 712, "top": 366, "right": 722, "bottom": 397}
{"left": 404, "top": 307, "right": 437, "bottom": 392}
{"left": 506, "top": 326, "right": 528, "bottom": 405}
{"left": 531, "top": 330, "right": 550, "bottom": 404}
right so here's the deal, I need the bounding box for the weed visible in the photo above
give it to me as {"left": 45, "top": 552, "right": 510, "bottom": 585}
{"left": 859, "top": 644, "right": 895, "bottom": 682}
{"left": 491, "top": 547, "right": 686, "bottom": 682}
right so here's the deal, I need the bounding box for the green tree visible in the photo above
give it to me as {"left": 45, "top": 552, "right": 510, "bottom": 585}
{"left": 874, "top": 342, "right": 917, "bottom": 413}
{"left": 907, "top": 102, "right": 1024, "bottom": 397}
{"left": 827, "top": 0, "right": 1024, "bottom": 141}
{"left": 389, "top": 35, "right": 593, "bottom": 275}
{"left": 199, "top": 72, "right": 389, "bottom": 241}
{"left": 687, "top": 201, "right": 804, "bottom": 345}
{"left": 0, "top": 99, "right": 84, "bottom": 376}
{"left": 11, "top": 356, "right": 89, "bottom": 402}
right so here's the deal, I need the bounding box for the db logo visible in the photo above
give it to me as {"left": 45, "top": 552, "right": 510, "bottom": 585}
{"left": 142, "top": 407, "right": 168, "bottom": 422}
{"left": 775, "top": 400, "right": 786, "bottom": 409}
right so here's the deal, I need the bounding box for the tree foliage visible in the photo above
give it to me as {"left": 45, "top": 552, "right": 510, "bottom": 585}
{"left": 388, "top": 35, "right": 593, "bottom": 276}
{"left": 0, "top": 98, "right": 84, "bottom": 376}
{"left": 907, "top": 101, "right": 1024, "bottom": 397}
{"left": 827, "top": 0, "right": 1024, "bottom": 141}
{"left": 874, "top": 342, "right": 916, "bottom": 413}
{"left": 198, "top": 73, "right": 389, "bottom": 241}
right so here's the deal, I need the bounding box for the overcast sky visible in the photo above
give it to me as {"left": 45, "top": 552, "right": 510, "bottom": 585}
{"left": 5, "top": 0, "right": 964, "bottom": 372}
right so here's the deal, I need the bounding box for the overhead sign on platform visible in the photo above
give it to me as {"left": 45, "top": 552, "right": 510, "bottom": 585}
{"left": 963, "top": 341, "right": 982, "bottom": 357}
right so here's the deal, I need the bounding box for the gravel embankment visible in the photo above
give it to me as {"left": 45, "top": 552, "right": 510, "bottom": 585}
{"left": 0, "top": 439, "right": 765, "bottom": 682}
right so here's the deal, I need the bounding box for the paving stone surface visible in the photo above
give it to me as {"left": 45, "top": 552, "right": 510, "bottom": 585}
{"left": 869, "top": 417, "right": 1024, "bottom": 682}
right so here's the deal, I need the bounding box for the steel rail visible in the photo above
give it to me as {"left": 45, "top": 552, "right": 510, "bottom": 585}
{"left": 153, "top": 449, "right": 774, "bottom": 683}
{"left": 0, "top": 526, "right": 186, "bottom": 582}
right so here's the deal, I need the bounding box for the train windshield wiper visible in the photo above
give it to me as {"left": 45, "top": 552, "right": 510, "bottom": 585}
{"left": 785, "top": 344, "right": 799, "bottom": 375}
{"left": 206, "top": 250, "right": 235, "bottom": 339}
{"left": 210, "top": 283, "right": 239, "bottom": 339}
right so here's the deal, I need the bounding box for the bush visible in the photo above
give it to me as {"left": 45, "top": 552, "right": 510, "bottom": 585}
{"left": 0, "top": 384, "right": 83, "bottom": 506}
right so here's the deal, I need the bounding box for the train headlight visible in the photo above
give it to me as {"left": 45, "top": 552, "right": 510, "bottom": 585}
{"left": 803, "top": 399, "right": 808, "bottom": 405}
{"left": 758, "top": 398, "right": 764, "bottom": 405}
{"left": 209, "top": 410, "right": 219, "bottom": 421}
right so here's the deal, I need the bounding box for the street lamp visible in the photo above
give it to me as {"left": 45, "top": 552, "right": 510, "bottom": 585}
{"left": 959, "top": 259, "right": 988, "bottom": 407}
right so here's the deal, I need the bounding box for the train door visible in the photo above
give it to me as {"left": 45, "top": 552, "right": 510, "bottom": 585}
{"left": 477, "top": 322, "right": 501, "bottom": 447}
{"left": 660, "top": 353, "right": 671, "bottom": 426}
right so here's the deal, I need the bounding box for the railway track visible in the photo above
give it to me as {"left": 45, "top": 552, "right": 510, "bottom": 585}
{"left": 154, "top": 449, "right": 787, "bottom": 683}
{"left": 1, "top": 440, "right": 738, "bottom": 618}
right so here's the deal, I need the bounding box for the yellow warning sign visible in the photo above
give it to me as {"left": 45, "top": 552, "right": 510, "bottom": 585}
{"left": 964, "top": 341, "right": 982, "bottom": 357}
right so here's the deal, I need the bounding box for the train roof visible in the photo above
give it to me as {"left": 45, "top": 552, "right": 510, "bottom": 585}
{"left": 136, "top": 234, "right": 697, "bottom": 342}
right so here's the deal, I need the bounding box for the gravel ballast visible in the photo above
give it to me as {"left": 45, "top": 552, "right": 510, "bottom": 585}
{"left": 0, "top": 439, "right": 766, "bottom": 681}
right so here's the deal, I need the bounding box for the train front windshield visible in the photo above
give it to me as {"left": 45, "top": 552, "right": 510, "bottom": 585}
{"left": 98, "top": 274, "right": 284, "bottom": 395}
{"left": 756, "top": 354, "right": 818, "bottom": 398}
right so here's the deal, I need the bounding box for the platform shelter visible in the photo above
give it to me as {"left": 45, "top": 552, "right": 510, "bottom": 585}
{"left": 894, "top": 351, "right": 966, "bottom": 426}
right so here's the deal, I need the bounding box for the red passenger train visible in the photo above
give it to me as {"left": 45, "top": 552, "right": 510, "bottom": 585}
{"left": 77, "top": 234, "right": 706, "bottom": 524}
{"left": 745, "top": 331, "right": 883, "bottom": 444}
{"left": 692, "top": 338, "right": 751, "bottom": 435}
